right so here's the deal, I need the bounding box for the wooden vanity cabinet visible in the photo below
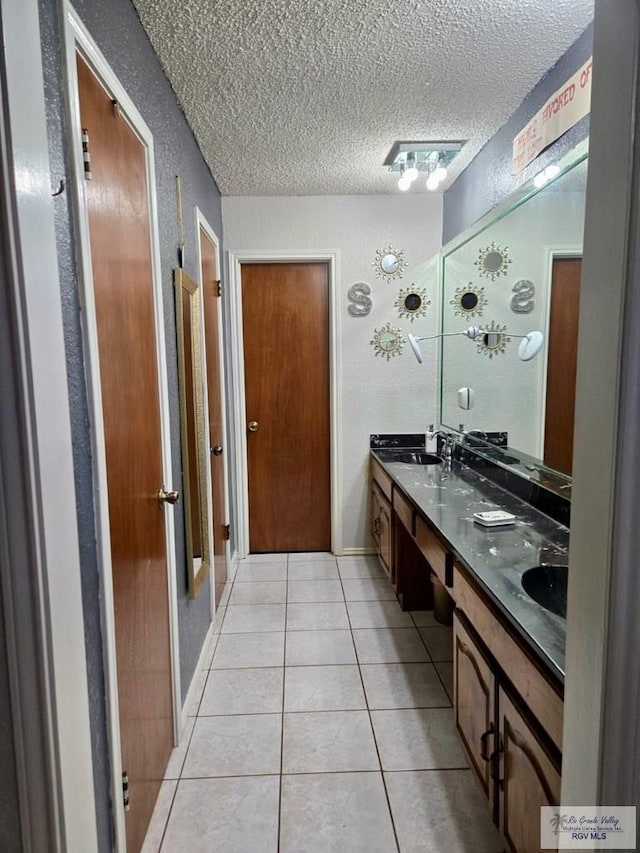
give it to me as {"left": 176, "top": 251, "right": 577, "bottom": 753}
{"left": 370, "top": 459, "right": 393, "bottom": 578}
{"left": 497, "top": 687, "right": 561, "bottom": 853}
{"left": 454, "top": 572, "right": 562, "bottom": 853}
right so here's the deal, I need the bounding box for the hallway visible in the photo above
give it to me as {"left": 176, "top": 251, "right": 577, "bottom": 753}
{"left": 143, "top": 554, "right": 502, "bottom": 852}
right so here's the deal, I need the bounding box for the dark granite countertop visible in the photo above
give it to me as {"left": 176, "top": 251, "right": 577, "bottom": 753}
{"left": 371, "top": 450, "right": 568, "bottom": 683}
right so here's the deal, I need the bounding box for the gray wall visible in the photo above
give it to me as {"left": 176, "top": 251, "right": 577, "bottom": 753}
{"left": 442, "top": 24, "right": 593, "bottom": 243}
{"left": 38, "top": 0, "right": 223, "bottom": 847}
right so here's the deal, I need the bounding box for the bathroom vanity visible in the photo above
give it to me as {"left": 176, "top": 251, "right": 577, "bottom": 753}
{"left": 370, "top": 442, "right": 568, "bottom": 853}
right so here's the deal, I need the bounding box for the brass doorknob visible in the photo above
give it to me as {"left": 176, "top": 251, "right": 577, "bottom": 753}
{"left": 247, "top": 421, "right": 259, "bottom": 433}
{"left": 211, "top": 445, "right": 223, "bottom": 456}
{"left": 157, "top": 487, "right": 179, "bottom": 506}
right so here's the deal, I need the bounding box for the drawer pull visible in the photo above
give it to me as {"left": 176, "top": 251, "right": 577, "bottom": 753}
{"left": 480, "top": 724, "right": 495, "bottom": 761}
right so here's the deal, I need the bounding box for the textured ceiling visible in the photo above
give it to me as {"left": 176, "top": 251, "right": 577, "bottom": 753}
{"left": 132, "top": 0, "right": 593, "bottom": 196}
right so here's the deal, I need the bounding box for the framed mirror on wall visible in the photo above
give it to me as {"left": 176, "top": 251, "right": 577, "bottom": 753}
{"left": 439, "top": 141, "right": 588, "bottom": 483}
{"left": 174, "top": 267, "right": 211, "bottom": 597}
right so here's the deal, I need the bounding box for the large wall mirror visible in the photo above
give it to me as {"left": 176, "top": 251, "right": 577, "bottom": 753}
{"left": 440, "top": 142, "right": 588, "bottom": 483}
{"left": 174, "top": 268, "right": 210, "bottom": 597}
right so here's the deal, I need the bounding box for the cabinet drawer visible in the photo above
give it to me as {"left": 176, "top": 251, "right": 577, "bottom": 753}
{"left": 392, "top": 488, "right": 414, "bottom": 535}
{"left": 416, "top": 516, "right": 448, "bottom": 587}
{"left": 454, "top": 564, "right": 563, "bottom": 751}
{"left": 370, "top": 458, "right": 393, "bottom": 503}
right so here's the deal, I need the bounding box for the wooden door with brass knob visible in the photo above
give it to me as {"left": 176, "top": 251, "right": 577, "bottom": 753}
{"left": 242, "top": 262, "right": 331, "bottom": 553}
{"left": 77, "top": 54, "right": 174, "bottom": 851}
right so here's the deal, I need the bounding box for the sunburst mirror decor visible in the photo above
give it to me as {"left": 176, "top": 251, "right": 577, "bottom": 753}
{"left": 372, "top": 245, "right": 407, "bottom": 281}
{"left": 370, "top": 322, "right": 405, "bottom": 360}
{"left": 475, "top": 242, "right": 512, "bottom": 281}
{"left": 476, "top": 320, "right": 511, "bottom": 358}
{"left": 395, "top": 286, "right": 430, "bottom": 321}
{"left": 450, "top": 284, "right": 487, "bottom": 318}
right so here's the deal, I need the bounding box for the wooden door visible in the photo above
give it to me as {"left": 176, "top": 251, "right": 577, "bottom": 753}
{"left": 544, "top": 257, "right": 582, "bottom": 474}
{"left": 200, "top": 226, "right": 228, "bottom": 607}
{"left": 242, "top": 263, "right": 330, "bottom": 553}
{"left": 77, "top": 56, "right": 173, "bottom": 852}
{"left": 453, "top": 614, "right": 496, "bottom": 816}
{"left": 497, "top": 687, "right": 560, "bottom": 853}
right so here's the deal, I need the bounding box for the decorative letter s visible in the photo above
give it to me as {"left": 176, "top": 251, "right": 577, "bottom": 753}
{"left": 347, "top": 283, "right": 373, "bottom": 316}
{"left": 510, "top": 279, "right": 535, "bottom": 314}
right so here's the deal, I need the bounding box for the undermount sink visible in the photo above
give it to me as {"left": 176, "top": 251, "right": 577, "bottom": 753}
{"left": 521, "top": 565, "right": 568, "bottom": 619}
{"left": 376, "top": 450, "right": 442, "bottom": 465}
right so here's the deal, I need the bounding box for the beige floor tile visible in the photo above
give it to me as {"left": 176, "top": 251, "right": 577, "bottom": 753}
{"left": 341, "top": 577, "right": 396, "bottom": 601}
{"left": 285, "top": 629, "right": 356, "bottom": 666}
{"left": 160, "top": 776, "right": 280, "bottom": 853}
{"left": 385, "top": 769, "right": 503, "bottom": 852}
{"left": 347, "top": 599, "right": 414, "bottom": 629}
{"left": 410, "top": 609, "right": 440, "bottom": 627}
{"left": 221, "top": 604, "right": 286, "bottom": 634}
{"left": 284, "top": 665, "right": 365, "bottom": 712}
{"left": 371, "top": 708, "right": 467, "bottom": 770}
{"left": 212, "top": 632, "right": 285, "bottom": 669}
{"left": 282, "top": 710, "right": 379, "bottom": 773}
{"left": 287, "top": 562, "right": 339, "bottom": 581}
{"left": 186, "top": 668, "right": 208, "bottom": 716}
{"left": 234, "top": 561, "right": 287, "bottom": 582}
{"left": 288, "top": 552, "right": 336, "bottom": 562}
{"left": 228, "top": 581, "right": 286, "bottom": 605}
{"left": 243, "top": 553, "right": 288, "bottom": 564}
{"left": 164, "top": 717, "right": 195, "bottom": 779}
{"left": 280, "top": 773, "right": 396, "bottom": 853}
{"left": 286, "top": 602, "right": 349, "bottom": 631}
{"left": 352, "top": 627, "right": 429, "bottom": 663}
{"left": 435, "top": 661, "right": 454, "bottom": 701}
{"left": 287, "top": 579, "right": 344, "bottom": 603}
{"left": 141, "top": 779, "right": 176, "bottom": 852}
{"left": 218, "top": 583, "right": 232, "bottom": 607}
{"left": 360, "top": 663, "right": 451, "bottom": 710}
{"left": 419, "top": 626, "right": 454, "bottom": 661}
{"left": 199, "top": 667, "right": 283, "bottom": 716}
{"left": 182, "top": 714, "right": 281, "bottom": 777}
{"left": 336, "top": 555, "right": 385, "bottom": 579}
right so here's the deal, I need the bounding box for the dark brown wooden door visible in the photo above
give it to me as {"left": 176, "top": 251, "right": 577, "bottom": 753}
{"left": 498, "top": 688, "right": 560, "bottom": 853}
{"left": 77, "top": 55, "right": 173, "bottom": 852}
{"left": 242, "top": 262, "right": 331, "bottom": 553}
{"left": 544, "top": 257, "right": 582, "bottom": 474}
{"left": 200, "top": 226, "right": 228, "bottom": 606}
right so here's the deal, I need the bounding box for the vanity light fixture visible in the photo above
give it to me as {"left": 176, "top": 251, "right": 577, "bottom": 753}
{"left": 385, "top": 140, "right": 465, "bottom": 192}
{"left": 397, "top": 164, "right": 411, "bottom": 192}
{"left": 407, "top": 327, "right": 544, "bottom": 364}
{"left": 404, "top": 152, "right": 419, "bottom": 182}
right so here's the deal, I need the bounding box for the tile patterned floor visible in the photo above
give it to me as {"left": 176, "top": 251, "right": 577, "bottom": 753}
{"left": 143, "top": 553, "right": 503, "bottom": 852}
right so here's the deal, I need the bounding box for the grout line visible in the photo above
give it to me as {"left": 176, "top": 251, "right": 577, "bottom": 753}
{"left": 155, "top": 778, "right": 179, "bottom": 853}
{"left": 339, "top": 566, "right": 401, "bottom": 853}
{"left": 173, "top": 767, "right": 473, "bottom": 782}
{"left": 276, "top": 553, "right": 289, "bottom": 853}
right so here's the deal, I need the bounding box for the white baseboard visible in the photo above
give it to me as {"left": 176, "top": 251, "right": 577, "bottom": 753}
{"left": 338, "top": 547, "right": 377, "bottom": 556}
{"left": 179, "top": 620, "right": 216, "bottom": 735}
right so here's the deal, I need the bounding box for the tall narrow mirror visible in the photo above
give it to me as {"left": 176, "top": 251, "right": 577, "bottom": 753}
{"left": 174, "top": 268, "right": 210, "bottom": 597}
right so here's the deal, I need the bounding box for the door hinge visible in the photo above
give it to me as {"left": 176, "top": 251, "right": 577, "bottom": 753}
{"left": 122, "top": 771, "right": 130, "bottom": 811}
{"left": 223, "top": 524, "right": 231, "bottom": 541}
{"left": 215, "top": 279, "right": 222, "bottom": 297}
{"left": 81, "top": 128, "right": 92, "bottom": 180}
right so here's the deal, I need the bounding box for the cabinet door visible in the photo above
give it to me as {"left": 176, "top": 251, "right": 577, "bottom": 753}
{"left": 497, "top": 687, "right": 560, "bottom": 853}
{"left": 371, "top": 482, "right": 391, "bottom": 577}
{"left": 453, "top": 614, "right": 496, "bottom": 813}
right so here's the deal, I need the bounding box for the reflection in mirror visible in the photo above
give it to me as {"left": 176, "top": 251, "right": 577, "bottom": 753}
{"left": 174, "top": 268, "right": 210, "bottom": 597}
{"left": 382, "top": 254, "right": 399, "bottom": 274}
{"left": 441, "top": 148, "right": 588, "bottom": 478}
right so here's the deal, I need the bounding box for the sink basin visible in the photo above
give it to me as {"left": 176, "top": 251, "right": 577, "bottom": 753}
{"left": 376, "top": 450, "right": 442, "bottom": 465}
{"left": 521, "top": 566, "right": 567, "bottom": 618}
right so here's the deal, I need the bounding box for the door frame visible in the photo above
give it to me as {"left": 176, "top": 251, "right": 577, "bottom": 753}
{"left": 536, "top": 245, "right": 583, "bottom": 458}
{"left": 63, "top": 6, "right": 181, "bottom": 849}
{"left": 195, "top": 208, "right": 230, "bottom": 619}
{"left": 0, "top": 0, "right": 98, "bottom": 847}
{"left": 227, "top": 250, "right": 343, "bottom": 557}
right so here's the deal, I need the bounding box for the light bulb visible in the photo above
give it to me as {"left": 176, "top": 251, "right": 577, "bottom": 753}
{"left": 426, "top": 173, "right": 440, "bottom": 191}
{"left": 533, "top": 171, "right": 548, "bottom": 189}
{"left": 405, "top": 166, "right": 419, "bottom": 182}
{"left": 433, "top": 164, "right": 447, "bottom": 183}
{"left": 398, "top": 176, "right": 411, "bottom": 191}
{"left": 544, "top": 164, "right": 561, "bottom": 180}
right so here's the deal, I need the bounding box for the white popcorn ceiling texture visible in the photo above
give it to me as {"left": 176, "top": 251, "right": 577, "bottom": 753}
{"left": 132, "top": 0, "right": 593, "bottom": 196}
